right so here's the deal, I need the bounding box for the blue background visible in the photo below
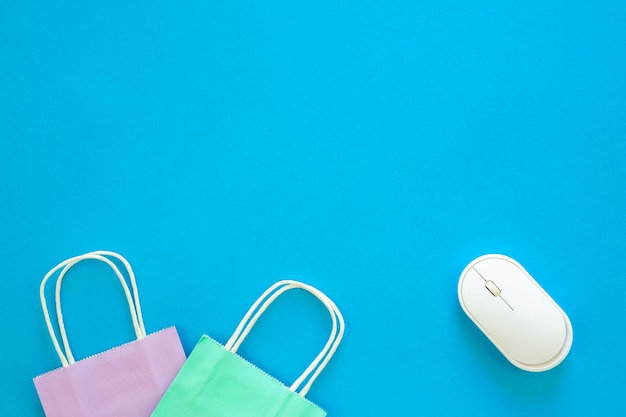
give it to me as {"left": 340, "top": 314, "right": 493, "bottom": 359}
{"left": 1, "top": 1, "right": 625, "bottom": 416}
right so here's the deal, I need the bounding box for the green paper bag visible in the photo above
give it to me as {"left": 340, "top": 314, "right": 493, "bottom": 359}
{"left": 151, "top": 280, "right": 344, "bottom": 417}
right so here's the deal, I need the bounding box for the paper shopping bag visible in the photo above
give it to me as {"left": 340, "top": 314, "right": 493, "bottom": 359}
{"left": 33, "top": 251, "right": 187, "bottom": 417}
{"left": 151, "top": 280, "right": 344, "bottom": 417}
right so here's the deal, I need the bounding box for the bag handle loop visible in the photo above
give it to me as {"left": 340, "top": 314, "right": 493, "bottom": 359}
{"left": 225, "top": 280, "right": 344, "bottom": 397}
{"left": 39, "top": 251, "right": 146, "bottom": 367}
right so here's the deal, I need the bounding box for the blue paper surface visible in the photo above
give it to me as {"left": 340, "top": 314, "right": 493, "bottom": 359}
{"left": 1, "top": 1, "right": 625, "bottom": 416}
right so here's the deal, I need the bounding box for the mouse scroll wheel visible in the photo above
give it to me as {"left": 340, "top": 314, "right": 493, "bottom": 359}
{"left": 485, "top": 280, "right": 502, "bottom": 297}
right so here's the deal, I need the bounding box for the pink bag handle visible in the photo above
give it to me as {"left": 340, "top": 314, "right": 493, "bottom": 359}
{"left": 39, "top": 251, "right": 146, "bottom": 367}
{"left": 225, "top": 280, "right": 344, "bottom": 397}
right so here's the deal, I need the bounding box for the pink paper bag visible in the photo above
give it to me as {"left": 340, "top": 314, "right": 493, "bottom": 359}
{"left": 33, "top": 251, "right": 187, "bottom": 417}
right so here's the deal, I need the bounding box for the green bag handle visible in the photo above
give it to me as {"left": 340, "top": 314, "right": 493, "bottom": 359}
{"left": 39, "top": 251, "right": 146, "bottom": 367}
{"left": 225, "top": 280, "right": 344, "bottom": 397}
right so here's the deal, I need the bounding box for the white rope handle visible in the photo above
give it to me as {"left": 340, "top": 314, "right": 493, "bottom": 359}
{"left": 40, "top": 251, "right": 146, "bottom": 367}
{"left": 225, "top": 280, "right": 345, "bottom": 397}
{"left": 54, "top": 251, "right": 146, "bottom": 365}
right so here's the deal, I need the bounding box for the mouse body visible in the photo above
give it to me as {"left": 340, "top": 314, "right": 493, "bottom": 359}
{"left": 458, "top": 254, "right": 573, "bottom": 372}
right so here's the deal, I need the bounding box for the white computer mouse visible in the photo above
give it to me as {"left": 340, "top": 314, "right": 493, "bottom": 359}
{"left": 458, "top": 254, "right": 573, "bottom": 372}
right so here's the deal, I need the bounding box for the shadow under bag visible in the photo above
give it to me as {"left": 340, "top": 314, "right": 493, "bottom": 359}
{"left": 150, "top": 280, "right": 345, "bottom": 417}
{"left": 33, "top": 251, "right": 186, "bottom": 417}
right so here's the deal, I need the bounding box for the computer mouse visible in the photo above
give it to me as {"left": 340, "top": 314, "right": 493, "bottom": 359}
{"left": 458, "top": 254, "right": 573, "bottom": 372}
